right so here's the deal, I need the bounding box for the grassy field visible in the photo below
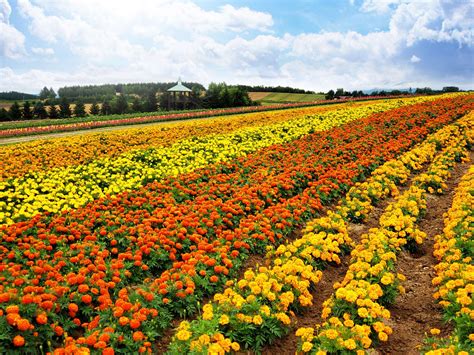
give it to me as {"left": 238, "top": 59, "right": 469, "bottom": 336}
{"left": 249, "top": 92, "right": 325, "bottom": 104}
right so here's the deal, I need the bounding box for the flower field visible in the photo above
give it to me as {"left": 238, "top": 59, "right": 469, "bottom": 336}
{"left": 0, "top": 94, "right": 472, "bottom": 354}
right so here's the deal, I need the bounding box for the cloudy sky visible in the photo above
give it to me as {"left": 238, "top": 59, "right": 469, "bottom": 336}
{"left": 1, "top": 0, "right": 473, "bottom": 93}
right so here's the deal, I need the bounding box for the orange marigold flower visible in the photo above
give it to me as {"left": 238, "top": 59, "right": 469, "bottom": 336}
{"left": 36, "top": 313, "right": 48, "bottom": 325}
{"left": 13, "top": 335, "right": 25, "bottom": 347}
{"left": 17, "top": 318, "right": 31, "bottom": 331}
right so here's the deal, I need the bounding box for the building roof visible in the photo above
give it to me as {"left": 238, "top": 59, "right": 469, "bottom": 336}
{"left": 167, "top": 78, "right": 192, "bottom": 92}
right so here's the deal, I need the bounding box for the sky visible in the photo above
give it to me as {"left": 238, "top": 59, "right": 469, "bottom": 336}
{"left": 0, "top": 0, "right": 473, "bottom": 94}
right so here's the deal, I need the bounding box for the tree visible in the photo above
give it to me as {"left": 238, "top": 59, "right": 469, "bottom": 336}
{"left": 33, "top": 101, "right": 48, "bottom": 119}
{"left": 59, "top": 97, "right": 72, "bottom": 118}
{"left": 0, "top": 108, "right": 10, "bottom": 122}
{"left": 131, "top": 96, "right": 142, "bottom": 112}
{"left": 114, "top": 95, "right": 128, "bottom": 114}
{"left": 159, "top": 93, "right": 170, "bottom": 111}
{"left": 90, "top": 100, "right": 100, "bottom": 115}
{"left": 145, "top": 90, "right": 158, "bottom": 112}
{"left": 48, "top": 87, "right": 57, "bottom": 99}
{"left": 39, "top": 87, "right": 51, "bottom": 100}
{"left": 335, "top": 88, "right": 344, "bottom": 98}
{"left": 325, "top": 90, "right": 335, "bottom": 100}
{"left": 101, "top": 100, "right": 112, "bottom": 115}
{"left": 220, "top": 86, "right": 231, "bottom": 107}
{"left": 442, "top": 86, "right": 459, "bottom": 92}
{"left": 74, "top": 100, "right": 86, "bottom": 117}
{"left": 9, "top": 102, "right": 22, "bottom": 120}
{"left": 48, "top": 104, "right": 59, "bottom": 119}
{"left": 23, "top": 101, "right": 33, "bottom": 119}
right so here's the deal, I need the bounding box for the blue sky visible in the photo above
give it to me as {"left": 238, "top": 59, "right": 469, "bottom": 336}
{"left": 0, "top": 0, "right": 473, "bottom": 93}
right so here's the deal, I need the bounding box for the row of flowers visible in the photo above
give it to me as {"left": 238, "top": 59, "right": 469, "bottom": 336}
{"left": 423, "top": 124, "right": 473, "bottom": 354}
{"left": 296, "top": 114, "right": 473, "bottom": 353}
{"left": 165, "top": 111, "right": 474, "bottom": 354}
{"left": 0, "top": 95, "right": 448, "bottom": 225}
{"left": 0, "top": 94, "right": 414, "bottom": 139}
{"left": 0, "top": 98, "right": 467, "bottom": 352}
{"left": 0, "top": 102, "right": 355, "bottom": 180}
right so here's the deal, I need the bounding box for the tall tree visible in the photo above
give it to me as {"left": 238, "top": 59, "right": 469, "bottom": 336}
{"left": 48, "top": 104, "right": 59, "bottom": 119}
{"left": 23, "top": 101, "right": 33, "bottom": 120}
{"left": 325, "top": 90, "right": 335, "bottom": 100}
{"left": 48, "top": 87, "right": 57, "bottom": 99}
{"left": 39, "top": 87, "right": 50, "bottom": 100}
{"left": 59, "top": 97, "right": 72, "bottom": 118}
{"left": 101, "top": 100, "right": 112, "bottom": 115}
{"left": 9, "top": 102, "right": 22, "bottom": 120}
{"left": 74, "top": 100, "right": 86, "bottom": 117}
{"left": 33, "top": 101, "right": 48, "bottom": 119}
{"left": 0, "top": 108, "right": 10, "bottom": 122}
{"left": 114, "top": 95, "right": 128, "bottom": 114}
{"left": 145, "top": 90, "right": 158, "bottom": 112}
{"left": 90, "top": 100, "right": 100, "bottom": 115}
{"left": 131, "top": 96, "right": 142, "bottom": 112}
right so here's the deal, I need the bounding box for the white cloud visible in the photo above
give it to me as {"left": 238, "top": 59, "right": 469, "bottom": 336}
{"left": 360, "top": 0, "right": 403, "bottom": 13}
{"left": 0, "top": 0, "right": 26, "bottom": 59}
{"left": 3, "top": 0, "right": 472, "bottom": 93}
{"left": 0, "top": 0, "right": 11, "bottom": 22}
{"left": 410, "top": 55, "right": 421, "bottom": 63}
{"left": 31, "top": 47, "right": 54, "bottom": 56}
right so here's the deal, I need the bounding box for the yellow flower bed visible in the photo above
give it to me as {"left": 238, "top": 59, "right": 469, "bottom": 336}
{"left": 296, "top": 115, "right": 473, "bottom": 354}
{"left": 424, "top": 162, "right": 474, "bottom": 353}
{"left": 0, "top": 96, "right": 440, "bottom": 225}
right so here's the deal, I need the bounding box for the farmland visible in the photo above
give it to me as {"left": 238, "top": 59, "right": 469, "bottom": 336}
{"left": 0, "top": 93, "right": 472, "bottom": 354}
{"left": 249, "top": 92, "right": 326, "bottom": 105}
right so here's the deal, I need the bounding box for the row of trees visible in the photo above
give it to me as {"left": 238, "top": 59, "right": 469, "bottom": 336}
{"left": 56, "top": 82, "right": 206, "bottom": 102}
{"left": 236, "top": 85, "right": 315, "bottom": 94}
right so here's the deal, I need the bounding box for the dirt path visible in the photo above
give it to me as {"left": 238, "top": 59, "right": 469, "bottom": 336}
{"left": 378, "top": 150, "right": 473, "bottom": 355}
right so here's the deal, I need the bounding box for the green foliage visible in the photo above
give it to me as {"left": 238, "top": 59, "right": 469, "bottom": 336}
{"left": 33, "top": 101, "right": 48, "bottom": 119}
{"left": 22, "top": 101, "right": 33, "bottom": 120}
{"left": 0, "top": 108, "right": 10, "bottom": 122}
{"left": 101, "top": 100, "right": 112, "bottom": 115}
{"left": 9, "top": 102, "right": 21, "bottom": 120}
{"left": 73, "top": 100, "right": 87, "bottom": 117}
{"left": 59, "top": 97, "right": 72, "bottom": 118}
{"left": 48, "top": 104, "right": 59, "bottom": 119}
{"left": 89, "top": 100, "right": 100, "bottom": 115}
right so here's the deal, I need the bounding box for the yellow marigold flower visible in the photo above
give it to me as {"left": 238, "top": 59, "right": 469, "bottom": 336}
{"left": 325, "top": 329, "right": 339, "bottom": 340}
{"left": 381, "top": 274, "right": 393, "bottom": 285}
{"left": 430, "top": 328, "right": 441, "bottom": 335}
{"left": 198, "top": 334, "right": 210, "bottom": 344}
{"left": 219, "top": 314, "right": 230, "bottom": 325}
{"left": 301, "top": 341, "right": 313, "bottom": 352}
{"left": 357, "top": 307, "right": 369, "bottom": 318}
{"left": 343, "top": 339, "right": 357, "bottom": 350}
{"left": 344, "top": 319, "right": 354, "bottom": 327}
{"left": 378, "top": 331, "right": 388, "bottom": 341}
{"left": 176, "top": 329, "right": 192, "bottom": 341}
{"left": 253, "top": 315, "right": 263, "bottom": 325}
{"left": 469, "top": 333, "right": 474, "bottom": 341}
{"left": 231, "top": 342, "right": 240, "bottom": 351}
